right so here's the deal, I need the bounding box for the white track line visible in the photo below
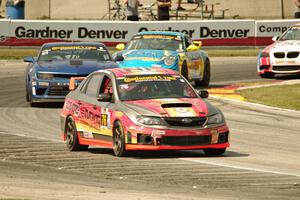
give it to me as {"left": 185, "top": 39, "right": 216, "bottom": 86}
{"left": 180, "top": 158, "right": 300, "bottom": 178}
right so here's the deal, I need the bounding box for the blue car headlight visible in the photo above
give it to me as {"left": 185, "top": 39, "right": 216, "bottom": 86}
{"left": 136, "top": 116, "right": 165, "bottom": 126}
{"left": 206, "top": 113, "right": 224, "bottom": 125}
{"left": 164, "top": 55, "right": 176, "bottom": 66}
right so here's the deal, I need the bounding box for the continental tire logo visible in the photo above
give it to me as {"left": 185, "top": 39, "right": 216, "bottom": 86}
{"left": 0, "top": 36, "right": 7, "bottom": 42}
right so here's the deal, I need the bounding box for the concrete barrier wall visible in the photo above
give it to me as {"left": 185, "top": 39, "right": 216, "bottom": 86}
{"left": 1, "top": 19, "right": 300, "bottom": 47}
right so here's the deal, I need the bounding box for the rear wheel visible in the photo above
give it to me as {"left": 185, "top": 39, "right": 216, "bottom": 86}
{"left": 195, "top": 59, "right": 210, "bottom": 87}
{"left": 181, "top": 61, "right": 188, "bottom": 80}
{"left": 113, "top": 121, "right": 127, "bottom": 157}
{"left": 65, "top": 116, "right": 88, "bottom": 151}
{"left": 260, "top": 73, "right": 275, "bottom": 78}
{"left": 203, "top": 148, "right": 226, "bottom": 156}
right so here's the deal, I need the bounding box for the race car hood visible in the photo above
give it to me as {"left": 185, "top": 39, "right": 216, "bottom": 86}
{"left": 123, "top": 98, "right": 213, "bottom": 117}
{"left": 118, "top": 49, "right": 178, "bottom": 68}
{"left": 35, "top": 60, "right": 117, "bottom": 75}
{"left": 266, "top": 40, "right": 300, "bottom": 53}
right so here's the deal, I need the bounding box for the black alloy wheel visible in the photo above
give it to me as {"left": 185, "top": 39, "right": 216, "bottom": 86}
{"left": 65, "top": 116, "right": 88, "bottom": 151}
{"left": 113, "top": 121, "right": 127, "bottom": 157}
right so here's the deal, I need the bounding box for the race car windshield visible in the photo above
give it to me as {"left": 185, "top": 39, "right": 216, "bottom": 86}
{"left": 38, "top": 46, "right": 112, "bottom": 62}
{"left": 126, "top": 35, "right": 182, "bottom": 51}
{"left": 117, "top": 75, "right": 198, "bottom": 101}
{"left": 279, "top": 28, "right": 300, "bottom": 41}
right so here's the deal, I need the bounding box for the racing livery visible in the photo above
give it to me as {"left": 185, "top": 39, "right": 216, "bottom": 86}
{"left": 258, "top": 24, "right": 300, "bottom": 78}
{"left": 24, "top": 42, "right": 118, "bottom": 106}
{"left": 60, "top": 67, "right": 229, "bottom": 157}
{"left": 113, "top": 31, "right": 211, "bottom": 86}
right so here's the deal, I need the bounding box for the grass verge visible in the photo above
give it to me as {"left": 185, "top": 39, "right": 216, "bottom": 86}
{"left": 238, "top": 84, "right": 300, "bottom": 111}
{"left": 0, "top": 47, "right": 261, "bottom": 60}
{"left": 0, "top": 48, "right": 39, "bottom": 59}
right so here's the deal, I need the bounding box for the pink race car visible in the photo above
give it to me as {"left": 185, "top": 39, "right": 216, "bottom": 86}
{"left": 60, "top": 67, "right": 229, "bottom": 157}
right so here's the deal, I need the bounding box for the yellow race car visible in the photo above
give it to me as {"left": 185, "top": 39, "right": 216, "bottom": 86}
{"left": 113, "top": 31, "right": 211, "bottom": 87}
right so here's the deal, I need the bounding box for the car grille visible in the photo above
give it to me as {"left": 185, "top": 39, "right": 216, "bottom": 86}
{"left": 287, "top": 52, "right": 299, "bottom": 58}
{"left": 161, "top": 135, "right": 211, "bottom": 146}
{"left": 53, "top": 74, "right": 88, "bottom": 79}
{"left": 273, "top": 52, "right": 285, "bottom": 58}
{"left": 273, "top": 52, "right": 299, "bottom": 59}
{"left": 163, "top": 117, "right": 207, "bottom": 127}
{"left": 272, "top": 66, "right": 300, "bottom": 71}
{"left": 48, "top": 86, "right": 70, "bottom": 96}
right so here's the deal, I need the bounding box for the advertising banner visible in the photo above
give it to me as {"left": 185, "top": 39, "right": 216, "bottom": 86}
{"left": 255, "top": 20, "right": 300, "bottom": 46}
{"left": 1, "top": 19, "right": 300, "bottom": 47}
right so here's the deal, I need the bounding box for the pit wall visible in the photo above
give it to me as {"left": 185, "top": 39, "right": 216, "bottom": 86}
{"left": 1, "top": 19, "right": 300, "bottom": 47}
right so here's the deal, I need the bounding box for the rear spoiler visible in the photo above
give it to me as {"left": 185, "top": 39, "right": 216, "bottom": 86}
{"left": 69, "top": 77, "right": 85, "bottom": 91}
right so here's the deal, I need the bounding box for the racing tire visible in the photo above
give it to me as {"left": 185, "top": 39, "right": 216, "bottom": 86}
{"left": 113, "top": 121, "right": 127, "bottom": 157}
{"left": 203, "top": 148, "right": 226, "bottom": 157}
{"left": 195, "top": 59, "right": 211, "bottom": 87}
{"left": 260, "top": 73, "right": 275, "bottom": 79}
{"left": 65, "top": 116, "right": 88, "bottom": 151}
{"left": 181, "top": 61, "right": 189, "bottom": 81}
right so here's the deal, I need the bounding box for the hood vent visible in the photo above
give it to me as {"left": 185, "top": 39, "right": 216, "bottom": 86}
{"left": 161, "top": 103, "right": 192, "bottom": 108}
{"left": 69, "top": 60, "right": 83, "bottom": 66}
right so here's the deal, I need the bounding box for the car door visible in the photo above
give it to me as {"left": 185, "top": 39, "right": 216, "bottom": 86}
{"left": 75, "top": 73, "right": 106, "bottom": 141}
{"left": 183, "top": 35, "right": 203, "bottom": 79}
{"left": 77, "top": 73, "right": 116, "bottom": 143}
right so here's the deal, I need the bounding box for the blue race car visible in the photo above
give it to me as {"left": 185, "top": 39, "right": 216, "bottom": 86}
{"left": 113, "top": 31, "right": 211, "bottom": 87}
{"left": 24, "top": 42, "right": 118, "bottom": 106}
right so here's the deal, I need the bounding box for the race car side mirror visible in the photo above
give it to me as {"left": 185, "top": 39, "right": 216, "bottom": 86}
{"left": 193, "top": 41, "right": 202, "bottom": 49}
{"left": 97, "top": 93, "right": 112, "bottom": 102}
{"left": 114, "top": 53, "right": 124, "bottom": 62}
{"left": 69, "top": 77, "right": 85, "bottom": 91}
{"left": 116, "top": 43, "right": 125, "bottom": 51}
{"left": 187, "top": 44, "right": 199, "bottom": 52}
{"left": 272, "top": 36, "right": 279, "bottom": 42}
{"left": 24, "top": 56, "right": 35, "bottom": 63}
{"left": 198, "top": 90, "right": 209, "bottom": 98}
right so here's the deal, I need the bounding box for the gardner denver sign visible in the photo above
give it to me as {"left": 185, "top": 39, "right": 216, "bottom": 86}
{"left": 1, "top": 19, "right": 300, "bottom": 46}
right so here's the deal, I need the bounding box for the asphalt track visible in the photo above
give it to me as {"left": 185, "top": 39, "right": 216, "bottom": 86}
{"left": 0, "top": 58, "right": 300, "bottom": 200}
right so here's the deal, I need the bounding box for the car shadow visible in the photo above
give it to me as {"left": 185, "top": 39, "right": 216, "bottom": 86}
{"left": 87, "top": 148, "right": 249, "bottom": 159}
{"left": 274, "top": 74, "right": 300, "bottom": 80}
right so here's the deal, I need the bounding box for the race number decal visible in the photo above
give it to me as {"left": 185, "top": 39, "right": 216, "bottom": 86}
{"left": 100, "top": 108, "right": 111, "bottom": 128}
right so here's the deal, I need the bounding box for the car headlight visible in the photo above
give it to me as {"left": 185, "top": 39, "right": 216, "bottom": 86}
{"left": 136, "top": 116, "right": 165, "bottom": 125}
{"left": 206, "top": 113, "right": 224, "bottom": 125}
{"left": 37, "top": 73, "right": 54, "bottom": 80}
{"left": 164, "top": 55, "right": 176, "bottom": 66}
{"left": 260, "top": 52, "right": 269, "bottom": 58}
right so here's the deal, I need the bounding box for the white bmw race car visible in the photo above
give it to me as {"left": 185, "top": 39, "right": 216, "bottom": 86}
{"left": 257, "top": 24, "right": 300, "bottom": 78}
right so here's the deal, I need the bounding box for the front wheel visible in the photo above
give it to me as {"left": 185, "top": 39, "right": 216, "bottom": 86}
{"left": 113, "top": 121, "right": 127, "bottom": 157}
{"left": 203, "top": 148, "right": 226, "bottom": 156}
{"left": 195, "top": 59, "right": 210, "bottom": 87}
{"left": 65, "top": 116, "right": 88, "bottom": 151}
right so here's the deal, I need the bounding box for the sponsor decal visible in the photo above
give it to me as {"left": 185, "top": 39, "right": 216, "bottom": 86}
{"left": 83, "top": 131, "right": 94, "bottom": 139}
{"left": 199, "top": 27, "right": 250, "bottom": 38}
{"left": 138, "top": 27, "right": 195, "bottom": 37}
{"left": 123, "top": 75, "right": 176, "bottom": 83}
{"left": 151, "top": 130, "right": 165, "bottom": 135}
{"left": 174, "top": 107, "right": 189, "bottom": 113}
{"left": 258, "top": 25, "right": 289, "bottom": 34}
{"left": 51, "top": 46, "right": 97, "bottom": 51}
{"left": 14, "top": 26, "right": 128, "bottom": 40}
